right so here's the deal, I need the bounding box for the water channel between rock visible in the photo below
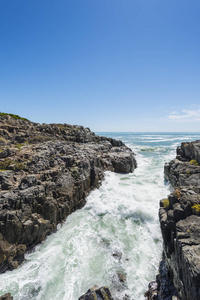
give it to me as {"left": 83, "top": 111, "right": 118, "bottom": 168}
{"left": 1, "top": 133, "right": 199, "bottom": 300}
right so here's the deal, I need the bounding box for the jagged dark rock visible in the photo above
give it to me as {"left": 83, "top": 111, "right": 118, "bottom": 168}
{"left": 78, "top": 286, "right": 114, "bottom": 300}
{"left": 0, "top": 293, "right": 13, "bottom": 300}
{"left": 0, "top": 114, "right": 137, "bottom": 273}
{"left": 153, "top": 259, "right": 179, "bottom": 300}
{"left": 157, "top": 140, "right": 200, "bottom": 300}
{"left": 145, "top": 280, "right": 158, "bottom": 300}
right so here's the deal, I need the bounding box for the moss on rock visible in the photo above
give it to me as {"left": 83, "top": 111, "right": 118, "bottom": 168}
{"left": 189, "top": 159, "right": 199, "bottom": 166}
{"left": 0, "top": 112, "right": 29, "bottom": 121}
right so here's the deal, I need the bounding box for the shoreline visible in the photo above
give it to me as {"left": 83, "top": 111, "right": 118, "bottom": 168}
{"left": 0, "top": 115, "right": 137, "bottom": 274}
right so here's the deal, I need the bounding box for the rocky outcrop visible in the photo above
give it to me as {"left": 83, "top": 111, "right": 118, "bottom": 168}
{"left": 79, "top": 286, "right": 114, "bottom": 300}
{"left": 158, "top": 141, "right": 200, "bottom": 300}
{"left": 0, "top": 114, "right": 137, "bottom": 273}
{"left": 145, "top": 259, "right": 179, "bottom": 300}
{"left": 0, "top": 294, "right": 13, "bottom": 300}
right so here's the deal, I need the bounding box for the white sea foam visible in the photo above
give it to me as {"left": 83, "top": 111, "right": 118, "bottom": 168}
{"left": 0, "top": 133, "right": 200, "bottom": 300}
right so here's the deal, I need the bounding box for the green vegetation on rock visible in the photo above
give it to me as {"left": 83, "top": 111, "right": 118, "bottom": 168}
{"left": 186, "top": 170, "right": 191, "bottom": 176}
{"left": 191, "top": 204, "right": 200, "bottom": 213}
{"left": 15, "top": 143, "right": 24, "bottom": 150}
{"left": 70, "top": 167, "right": 79, "bottom": 179}
{"left": 0, "top": 158, "right": 25, "bottom": 171}
{"left": 0, "top": 112, "right": 29, "bottom": 121}
{"left": 0, "top": 158, "right": 12, "bottom": 170}
{"left": 13, "top": 162, "right": 25, "bottom": 171}
{"left": 162, "top": 198, "right": 170, "bottom": 208}
{"left": 189, "top": 159, "right": 199, "bottom": 166}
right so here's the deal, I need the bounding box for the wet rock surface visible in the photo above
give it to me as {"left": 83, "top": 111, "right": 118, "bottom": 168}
{"left": 79, "top": 286, "right": 114, "bottom": 300}
{"left": 0, "top": 293, "right": 13, "bottom": 300}
{"left": 145, "top": 280, "right": 158, "bottom": 300}
{"left": 158, "top": 140, "right": 200, "bottom": 300}
{"left": 0, "top": 294, "right": 13, "bottom": 300}
{"left": 0, "top": 115, "right": 137, "bottom": 273}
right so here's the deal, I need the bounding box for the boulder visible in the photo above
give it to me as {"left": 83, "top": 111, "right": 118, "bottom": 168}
{"left": 0, "top": 294, "right": 13, "bottom": 300}
{"left": 79, "top": 286, "right": 114, "bottom": 300}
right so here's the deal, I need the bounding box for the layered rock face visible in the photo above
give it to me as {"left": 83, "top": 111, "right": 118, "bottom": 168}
{"left": 0, "top": 115, "right": 136, "bottom": 273}
{"left": 159, "top": 140, "right": 200, "bottom": 300}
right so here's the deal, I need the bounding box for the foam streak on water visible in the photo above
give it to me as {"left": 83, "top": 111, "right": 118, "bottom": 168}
{"left": 0, "top": 133, "right": 200, "bottom": 300}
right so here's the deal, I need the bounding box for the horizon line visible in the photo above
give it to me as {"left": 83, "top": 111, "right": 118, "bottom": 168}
{"left": 95, "top": 131, "right": 200, "bottom": 133}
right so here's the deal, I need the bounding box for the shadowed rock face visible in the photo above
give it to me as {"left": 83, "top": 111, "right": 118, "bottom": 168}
{"left": 0, "top": 115, "right": 137, "bottom": 273}
{"left": 159, "top": 140, "right": 200, "bottom": 300}
{"left": 79, "top": 286, "right": 114, "bottom": 300}
{"left": 0, "top": 293, "right": 13, "bottom": 300}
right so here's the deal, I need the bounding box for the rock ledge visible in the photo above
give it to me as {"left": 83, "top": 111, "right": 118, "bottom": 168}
{"left": 0, "top": 114, "right": 136, "bottom": 273}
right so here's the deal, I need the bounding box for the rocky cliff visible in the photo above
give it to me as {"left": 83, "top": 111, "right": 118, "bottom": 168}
{"left": 0, "top": 114, "right": 137, "bottom": 273}
{"left": 158, "top": 140, "right": 200, "bottom": 300}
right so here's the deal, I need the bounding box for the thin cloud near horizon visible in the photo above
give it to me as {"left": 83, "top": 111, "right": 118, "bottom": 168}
{"left": 167, "top": 109, "right": 200, "bottom": 122}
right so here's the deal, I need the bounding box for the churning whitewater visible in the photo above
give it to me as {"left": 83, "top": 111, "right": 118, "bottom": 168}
{"left": 0, "top": 133, "right": 199, "bottom": 300}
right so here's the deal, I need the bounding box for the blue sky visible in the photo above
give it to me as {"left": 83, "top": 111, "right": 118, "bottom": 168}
{"left": 1, "top": 0, "right": 200, "bottom": 132}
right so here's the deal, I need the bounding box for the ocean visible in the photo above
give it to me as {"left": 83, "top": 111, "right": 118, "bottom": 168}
{"left": 0, "top": 133, "right": 200, "bottom": 300}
